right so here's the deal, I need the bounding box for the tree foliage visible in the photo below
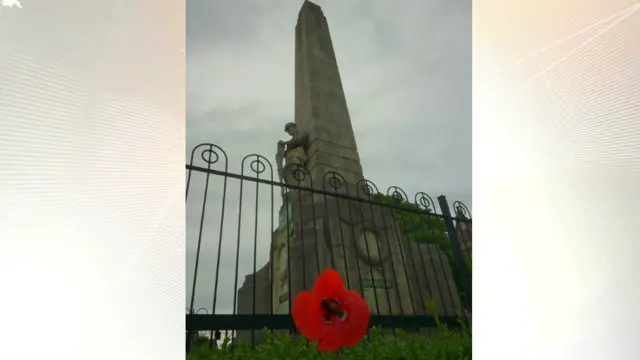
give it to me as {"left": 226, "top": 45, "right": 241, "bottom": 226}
{"left": 371, "top": 193, "right": 449, "bottom": 251}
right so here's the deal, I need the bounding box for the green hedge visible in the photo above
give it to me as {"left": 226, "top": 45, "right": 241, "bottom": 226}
{"left": 188, "top": 327, "right": 470, "bottom": 360}
{"left": 187, "top": 308, "right": 471, "bottom": 360}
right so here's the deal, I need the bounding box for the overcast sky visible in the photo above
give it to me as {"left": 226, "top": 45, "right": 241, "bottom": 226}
{"left": 186, "top": 0, "right": 471, "bottom": 315}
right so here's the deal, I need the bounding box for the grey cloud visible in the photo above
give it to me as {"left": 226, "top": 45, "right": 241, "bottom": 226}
{"left": 186, "top": 0, "right": 471, "bottom": 314}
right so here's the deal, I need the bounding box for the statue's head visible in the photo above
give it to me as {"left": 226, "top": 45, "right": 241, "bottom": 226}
{"left": 284, "top": 122, "right": 297, "bottom": 136}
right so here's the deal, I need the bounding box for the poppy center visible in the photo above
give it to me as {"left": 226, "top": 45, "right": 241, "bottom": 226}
{"left": 321, "top": 298, "right": 346, "bottom": 322}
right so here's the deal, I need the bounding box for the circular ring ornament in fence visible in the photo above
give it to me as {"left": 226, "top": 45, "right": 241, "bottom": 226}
{"left": 356, "top": 179, "right": 379, "bottom": 198}
{"left": 387, "top": 186, "right": 409, "bottom": 204}
{"left": 250, "top": 159, "right": 266, "bottom": 175}
{"left": 327, "top": 174, "right": 343, "bottom": 191}
{"left": 415, "top": 192, "right": 436, "bottom": 213}
{"left": 453, "top": 201, "right": 472, "bottom": 219}
{"left": 201, "top": 148, "right": 220, "bottom": 165}
{"left": 292, "top": 166, "right": 307, "bottom": 183}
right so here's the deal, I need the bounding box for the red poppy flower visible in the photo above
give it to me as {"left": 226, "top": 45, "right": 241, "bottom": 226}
{"left": 292, "top": 268, "right": 370, "bottom": 351}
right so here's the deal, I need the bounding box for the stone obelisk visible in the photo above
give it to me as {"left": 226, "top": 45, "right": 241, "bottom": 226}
{"left": 294, "top": 0, "right": 364, "bottom": 185}
{"left": 269, "top": 0, "right": 425, "bottom": 319}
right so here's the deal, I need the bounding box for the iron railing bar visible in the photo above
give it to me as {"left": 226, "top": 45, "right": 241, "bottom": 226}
{"left": 187, "top": 165, "right": 468, "bottom": 220}
{"left": 186, "top": 314, "right": 463, "bottom": 331}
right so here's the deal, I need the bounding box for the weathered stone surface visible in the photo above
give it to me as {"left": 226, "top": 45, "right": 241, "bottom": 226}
{"left": 306, "top": 154, "right": 364, "bottom": 185}
{"left": 307, "top": 139, "right": 361, "bottom": 162}
{"left": 407, "top": 242, "right": 463, "bottom": 316}
{"left": 235, "top": 262, "right": 272, "bottom": 344}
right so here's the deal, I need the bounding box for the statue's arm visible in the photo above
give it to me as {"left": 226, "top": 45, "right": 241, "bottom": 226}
{"left": 285, "top": 132, "right": 309, "bottom": 148}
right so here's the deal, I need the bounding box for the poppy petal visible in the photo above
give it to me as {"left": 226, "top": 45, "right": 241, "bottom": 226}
{"left": 292, "top": 291, "right": 324, "bottom": 341}
{"left": 312, "top": 268, "right": 345, "bottom": 298}
{"left": 316, "top": 328, "right": 341, "bottom": 352}
{"left": 337, "top": 290, "right": 370, "bottom": 347}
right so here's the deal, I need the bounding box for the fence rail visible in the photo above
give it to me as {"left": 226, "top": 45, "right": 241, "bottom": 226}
{"left": 185, "top": 143, "right": 472, "bottom": 351}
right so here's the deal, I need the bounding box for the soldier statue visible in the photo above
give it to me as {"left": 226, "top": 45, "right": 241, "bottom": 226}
{"left": 276, "top": 122, "right": 310, "bottom": 199}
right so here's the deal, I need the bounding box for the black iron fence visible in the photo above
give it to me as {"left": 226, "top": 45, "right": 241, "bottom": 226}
{"left": 185, "top": 143, "right": 472, "bottom": 351}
